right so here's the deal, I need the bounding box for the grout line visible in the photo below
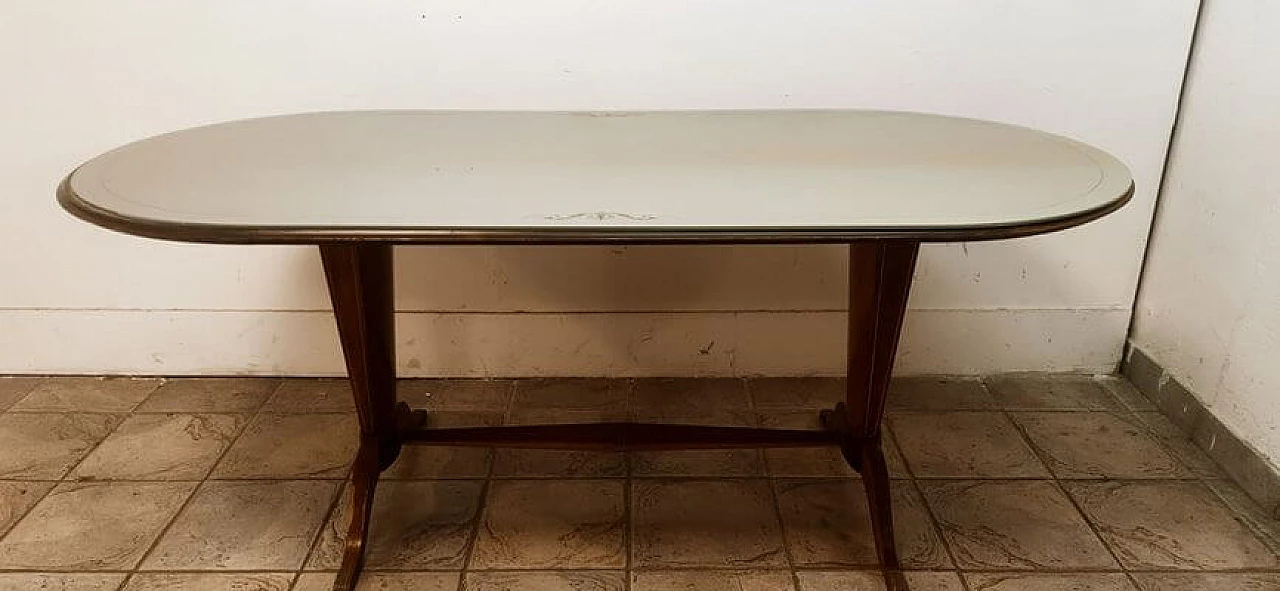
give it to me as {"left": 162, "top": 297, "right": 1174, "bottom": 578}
{"left": 290, "top": 566, "right": 1280, "bottom": 573}
{"left": 46, "top": 411, "right": 131, "bottom": 480}
{"left": 4, "top": 409, "right": 256, "bottom": 416}
{"left": 886, "top": 407, "right": 1133, "bottom": 415}
{"left": 455, "top": 381, "right": 514, "bottom": 588}
{"left": 457, "top": 474, "right": 492, "bottom": 586}
{"left": 999, "top": 402, "right": 1131, "bottom": 574}
{"left": 749, "top": 377, "right": 805, "bottom": 591}
{"left": 622, "top": 377, "right": 634, "bottom": 591}
{"left": 0, "top": 481, "right": 61, "bottom": 552}
{"left": 1201, "top": 479, "right": 1280, "bottom": 564}
{"left": 129, "top": 389, "right": 279, "bottom": 577}
{"left": 117, "top": 480, "right": 204, "bottom": 575}
{"left": 1123, "top": 353, "right": 1280, "bottom": 524}
{"left": 55, "top": 413, "right": 132, "bottom": 483}
{"left": 1127, "top": 412, "right": 1219, "bottom": 480}
{"left": 885, "top": 422, "right": 971, "bottom": 591}
{"left": 15, "top": 376, "right": 1280, "bottom": 586}
{"left": 0, "top": 378, "right": 46, "bottom": 414}
{"left": 291, "top": 467, "right": 351, "bottom": 587}
{"left": 4, "top": 566, "right": 1279, "bottom": 575}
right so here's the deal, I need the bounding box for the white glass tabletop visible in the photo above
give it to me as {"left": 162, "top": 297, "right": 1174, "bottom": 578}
{"left": 59, "top": 110, "right": 1133, "bottom": 244}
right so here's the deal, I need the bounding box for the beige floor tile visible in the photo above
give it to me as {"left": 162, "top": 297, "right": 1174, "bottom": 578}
{"left": 142, "top": 480, "right": 336, "bottom": 570}
{"left": 1011, "top": 412, "right": 1189, "bottom": 479}
{"left": 632, "top": 479, "right": 786, "bottom": 568}
{"left": 794, "top": 571, "right": 885, "bottom": 591}
{"left": 760, "top": 411, "right": 854, "bottom": 478}
{"left": 887, "top": 376, "right": 995, "bottom": 412}
{"left": 882, "top": 426, "right": 910, "bottom": 478}
{"left": 493, "top": 449, "right": 627, "bottom": 478}
{"left": 383, "top": 411, "right": 497, "bottom": 479}
{"left": 765, "top": 446, "right": 857, "bottom": 478}
{"left": 11, "top": 377, "right": 160, "bottom": 413}
{"left": 903, "top": 572, "right": 966, "bottom": 590}
{"left": 0, "top": 481, "right": 54, "bottom": 538}
{"left": 290, "top": 573, "right": 335, "bottom": 591}
{"left": 294, "top": 572, "right": 459, "bottom": 591}
{"left": 363, "top": 480, "right": 483, "bottom": 569}
{"left": 1130, "top": 573, "right": 1280, "bottom": 590}
{"left": 748, "top": 377, "right": 844, "bottom": 410}
{"left": 1065, "top": 480, "right": 1279, "bottom": 570}
{"left": 0, "top": 414, "right": 120, "bottom": 479}
{"left": 383, "top": 446, "right": 492, "bottom": 479}
{"left": 628, "top": 409, "right": 758, "bottom": 478}
{"left": 1131, "top": 412, "right": 1222, "bottom": 477}
{"left": 965, "top": 573, "right": 1135, "bottom": 590}
{"left": 432, "top": 410, "right": 507, "bottom": 428}
{"left": 494, "top": 409, "right": 626, "bottom": 478}
{"left": 397, "top": 379, "right": 513, "bottom": 411}
{"left": 632, "top": 449, "right": 765, "bottom": 477}
{"left": 505, "top": 408, "right": 630, "bottom": 426}
{"left": 468, "top": 571, "right": 626, "bottom": 591}
{"left": 776, "top": 479, "right": 950, "bottom": 569}
{"left": 0, "top": 573, "right": 126, "bottom": 591}
{"left": 889, "top": 413, "right": 1049, "bottom": 478}
{"left": 472, "top": 479, "right": 626, "bottom": 569}
{"left": 633, "top": 408, "right": 757, "bottom": 427}
{"left": 1206, "top": 479, "right": 1280, "bottom": 556}
{"left": 262, "top": 379, "right": 354, "bottom": 413}
{"left": 0, "top": 482, "right": 194, "bottom": 569}
{"left": 920, "top": 480, "right": 1116, "bottom": 570}
{"left": 134, "top": 378, "right": 278, "bottom": 413}
{"left": 511, "top": 378, "right": 630, "bottom": 411}
{"left": 122, "top": 573, "right": 293, "bottom": 590}
{"left": 984, "top": 374, "right": 1123, "bottom": 411}
{"left": 212, "top": 413, "right": 357, "bottom": 478}
{"left": 308, "top": 480, "right": 482, "bottom": 570}
{"left": 631, "top": 378, "right": 750, "bottom": 417}
{"left": 633, "top": 570, "right": 794, "bottom": 591}
{"left": 1097, "top": 376, "right": 1158, "bottom": 412}
{"left": 797, "top": 571, "right": 966, "bottom": 591}
{"left": 755, "top": 409, "right": 827, "bottom": 431}
{"left": 0, "top": 377, "right": 42, "bottom": 412}
{"left": 71, "top": 414, "right": 246, "bottom": 480}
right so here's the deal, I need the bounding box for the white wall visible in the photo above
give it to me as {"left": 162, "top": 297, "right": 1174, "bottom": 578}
{"left": 1132, "top": 1, "right": 1280, "bottom": 463}
{"left": 0, "top": 1, "right": 1197, "bottom": 376}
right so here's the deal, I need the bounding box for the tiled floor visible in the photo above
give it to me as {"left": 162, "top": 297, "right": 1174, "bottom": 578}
{"left": 0, "top": 374, "right": 1277, "bottom": 590}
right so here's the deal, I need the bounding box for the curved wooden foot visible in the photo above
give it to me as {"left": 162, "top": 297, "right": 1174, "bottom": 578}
{"left": 395, "top": 401, "right": 429, "bottom": 432}
{"left": 332, "top": 441, "right": 381, "bottom": 591}
{"left": 858, "top": 438, "right": 903, "bottom": 590}
{"left": 822, "top": 404, "right": 903, "bottom": 588}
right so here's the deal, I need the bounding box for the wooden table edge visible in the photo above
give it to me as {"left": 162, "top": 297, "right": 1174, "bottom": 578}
{"left": 58, "top": 172, "right": 1134, "bottom": 245}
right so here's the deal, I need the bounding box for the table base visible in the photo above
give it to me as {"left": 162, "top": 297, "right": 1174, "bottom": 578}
{"left": 320, "top": 241, "right": 918, "bottom": 591}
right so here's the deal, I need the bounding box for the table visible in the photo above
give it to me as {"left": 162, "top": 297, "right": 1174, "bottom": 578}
{"left": 58, "top": 110, "right": 1133, "bottom": 590}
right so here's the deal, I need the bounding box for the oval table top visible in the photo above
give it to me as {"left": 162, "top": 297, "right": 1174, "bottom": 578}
{"left": 59, "top": 110, "right": 1133, "bottom": 244}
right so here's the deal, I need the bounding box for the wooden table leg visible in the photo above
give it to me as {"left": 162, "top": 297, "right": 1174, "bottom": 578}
{"left": 318, "top": 240, "right": 917, "bottom": 590}
{"left": 320, "top": 243, "right": 401, "bottom": 591}
{"left": 841, "top": 240, "right": 919, "bottom": 590}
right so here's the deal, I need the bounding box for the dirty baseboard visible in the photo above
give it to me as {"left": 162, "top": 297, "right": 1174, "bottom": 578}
{"left": 1123, "top": 344, "right": 1280, "bottom": 517}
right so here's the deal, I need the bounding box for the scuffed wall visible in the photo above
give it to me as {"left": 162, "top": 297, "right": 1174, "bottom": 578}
{"left": 0, "top": 1, "right": 1196, "bottom": 375}
{"left": 1132, "top": 1, "right": 1280, "bottom": 464}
